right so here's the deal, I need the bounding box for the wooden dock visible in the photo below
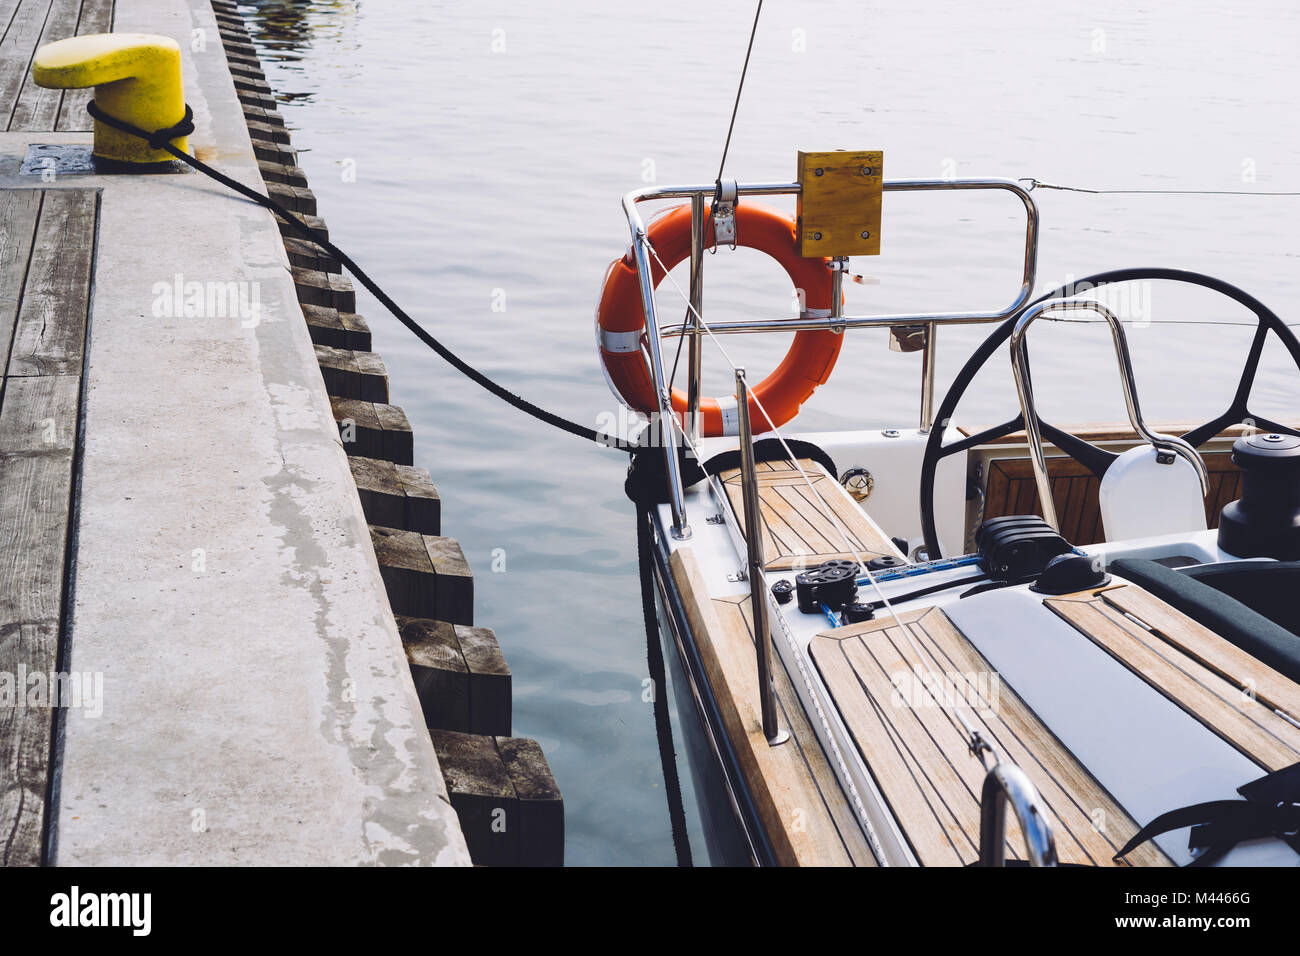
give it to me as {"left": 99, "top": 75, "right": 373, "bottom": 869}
{"left": 0, "top": 187, "right": 97, "bottom": 866}
{"left": 209, "top": 1, "right": 564, "bottom": 865}
{"left": 1, "top": 6, "right": 115, "bottom": 862}
{"left": 0, "top": 0, "right": 557, "bottom": 867}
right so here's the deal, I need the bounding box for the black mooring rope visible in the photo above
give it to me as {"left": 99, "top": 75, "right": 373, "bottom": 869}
{"left": 87, "top": 100, "right": 614, "bottom": 450}
{"left": 636, "top": 503, "right": 694, "bottom": 866}
{"left": 93, "top": 101, "right": 699, "bottom": 863}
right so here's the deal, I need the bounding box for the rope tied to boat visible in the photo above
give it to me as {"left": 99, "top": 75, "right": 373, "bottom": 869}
{"left": 84, "top": 102, "right": 622, "bottom": 452}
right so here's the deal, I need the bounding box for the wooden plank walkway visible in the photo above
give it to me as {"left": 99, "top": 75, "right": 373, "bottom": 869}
{"left": 810, "top": 606, "right": 1169, "bottom": 867}
{"left": 1, "top": 0, "right": 114, "bottom": 132}
{"left": 0, "top": 187, "right": 97, "bottom": 866}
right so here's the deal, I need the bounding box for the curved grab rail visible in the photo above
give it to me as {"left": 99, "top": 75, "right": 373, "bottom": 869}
{"left": 979, "top": 762, "right": 1059, "bottom": 867}
{"left": 1009, "top": 299, "right": 1210, "bottom": 532}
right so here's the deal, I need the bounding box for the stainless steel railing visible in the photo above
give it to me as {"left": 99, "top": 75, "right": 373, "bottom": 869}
{"left": 621, "top": 177, "right": 1040, "bottom": 540}
{"left": 735, "top": 369, "right": 789, "bottom": 747}
{"left": 978, "top": 761, "right": 1059, "bottom": 867}
{"left": 1009, "top": 298, "right": 1209, "bottom": 532}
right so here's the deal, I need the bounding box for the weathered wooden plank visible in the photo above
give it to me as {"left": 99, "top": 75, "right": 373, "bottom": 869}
{"left": 229, "top": 63, "right": 266, "bottom": 82}
{"left": 232, "top": 76, "right": 273, "bottom": 97}
{"left": 0, "top": 408, "right": 77, "bottom": 867}
{"left": 293, "top": 266, "right": 353, "bottom": 311}
{"left": 425, "top": 535, "right": 473, "bottom": 626}
{"left": 0, "top": 374, "right": 79, "bottom": 453}
{"left": 350, "top": 455, "right": 407, "bottom": 529}
{"left": 397, "top": 616, "right": 471, "bottom": 732}
{"left": 246, "top": 117, "right": 290, "bottom": 145}
{"left": 282, "top": 236, "right": 339, "bottom": 273}
{"left": 0, "top": 0, "right": 54, "bottom": 130}
{"left": 458, "top": 625, "right": 510, "bottom": 735}
{"left": 330, "top": 397, "right": 412, "bottom": 464}
{"left": 256, "top": 141, "right": 299, "bottom": 166}
{"left": 397, "top": 616, "right": 510, "bottom": 736}
{"left": 7, "top": 0, "right": 79, "bottom": 131}
{"left": 7, "top": 189, "right": 96, "bottom": 377}
{"left": 0, "top": 189, "right": 41, "bottom": 374}
{"left": 370, "top": 525, "right": 435, "bottom": 618}
{"left": 0, "top": 621, "right": 60, "bottom": 865}
{"left": 220, "top": 36, "right": 257, "bottom": 55}
{"left": 314, "top": 344, "right": 388, "bottom": 402}
{"left": 429, "top": 729, "right": 519, "bottom": 866}
{"left": 302, "top": 304, "right": 370, "bottom": 351}
{"left": 349, "top": 455, "right": 440, "bottom": 534}
{"left": 395, "top": 465, "right": 441, "bottom": 534}
{"left": 53, "top": 0, "right": 114, "bottom": 132}
{"left": 371, "top": 528, "right": 471, "bottom": 622}
{"left": 268, "top": 183, "right": 317, "bottom": 217}
{"left": 494, "top": 736, "right": 563, "bottom": 866}
{"left": 275, "top": 210, "right": 327, "bottom": 244}
{"left": 245, "top": 107, "right": 286, "bottom": 129}
{"left": 372, "top": 401, "right": 414, "bottom": 464}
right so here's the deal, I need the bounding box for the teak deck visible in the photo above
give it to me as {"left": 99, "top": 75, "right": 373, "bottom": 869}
{"left": 0, "top": 188, "right": 98, "bottom": 865}
{"left": 718, "top": 458, "right": 903, "bottom": 571}
{"left": 810, "top": 607, "right": 1169, "bottom": 867}
{"left": 670, "top": 548, "right": 875, "bottom": 866}
{"left": 1047, "top": 584, "right": 1300, "bottom": 772}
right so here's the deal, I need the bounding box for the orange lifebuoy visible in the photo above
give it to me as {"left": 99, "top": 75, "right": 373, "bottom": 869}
{"left": 596, "top": 202, "right": 842, "bottom": 437}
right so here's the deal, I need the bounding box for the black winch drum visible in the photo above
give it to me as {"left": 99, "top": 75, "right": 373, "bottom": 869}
{"left": 1218, "top": 432, "right": 1300, "bottom": 561}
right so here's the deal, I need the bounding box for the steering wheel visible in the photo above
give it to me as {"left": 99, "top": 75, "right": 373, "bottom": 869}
{"left": 919, "top": 268, "right": 1300, "bottom": 559}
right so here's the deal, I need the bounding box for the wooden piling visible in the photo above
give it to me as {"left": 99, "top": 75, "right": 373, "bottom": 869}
{"left": 330, "top": 397, "right": 413, "bottom": 464}
{"left": 282, "top": 236, "right": 340, "bottom": 272}
{"left": 431, "top": 730, "right": 564, "bottom": 866}
{"left": 370, "top": 527, "right": 472, "bottom": 624}
{"left": 301, "top": 304, "right": 371, "bottom": 351}
{"left": 398, "top": 616, "right": 511, "bottom": 735}
{"left": 314, "top": 345, "right": 388, "bottom": 402}
{"left": 292, "top": 266, "right": 354, "bottom": 311}
{"left": 349, "top": 456, "right": 441, "bottom": 534}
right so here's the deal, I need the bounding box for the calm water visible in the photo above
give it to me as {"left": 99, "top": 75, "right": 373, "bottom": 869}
{"left": 237, "top": 0, "right": 1299, "bottom": 864}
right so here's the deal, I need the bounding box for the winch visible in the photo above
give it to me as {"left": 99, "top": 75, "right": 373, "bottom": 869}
{"left": 1218, "top": 432, "right": 1300, "bottom": 560}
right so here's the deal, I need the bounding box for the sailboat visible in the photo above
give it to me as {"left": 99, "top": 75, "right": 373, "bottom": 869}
{"left": 597, "top": 154, "right": 1300, "bottom": 866}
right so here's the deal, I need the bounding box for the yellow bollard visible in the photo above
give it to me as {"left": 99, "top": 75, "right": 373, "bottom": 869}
{"left": 32, "top": 33, "right": 188, "bottom": 166}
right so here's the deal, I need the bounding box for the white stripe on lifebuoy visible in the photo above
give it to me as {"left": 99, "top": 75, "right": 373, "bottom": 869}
{"left": 716, "top": 395, "right": 740, "bottom": 436}
{"left": 600, "top": 328, "right": 642, "bottom": 353}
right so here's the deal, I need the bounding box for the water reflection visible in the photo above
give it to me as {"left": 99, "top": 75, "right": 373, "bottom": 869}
{"left": 237, "top": 0, "right": 358, "bottom": 98}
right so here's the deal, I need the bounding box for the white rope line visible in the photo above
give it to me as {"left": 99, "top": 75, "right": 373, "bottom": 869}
{"left": 645, "top": 240, "right": 994, "bottom": 754}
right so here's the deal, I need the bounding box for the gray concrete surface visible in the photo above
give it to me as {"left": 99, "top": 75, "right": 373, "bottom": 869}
{"left": 0, "top": 0, "right": 470, "bottom": 864}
